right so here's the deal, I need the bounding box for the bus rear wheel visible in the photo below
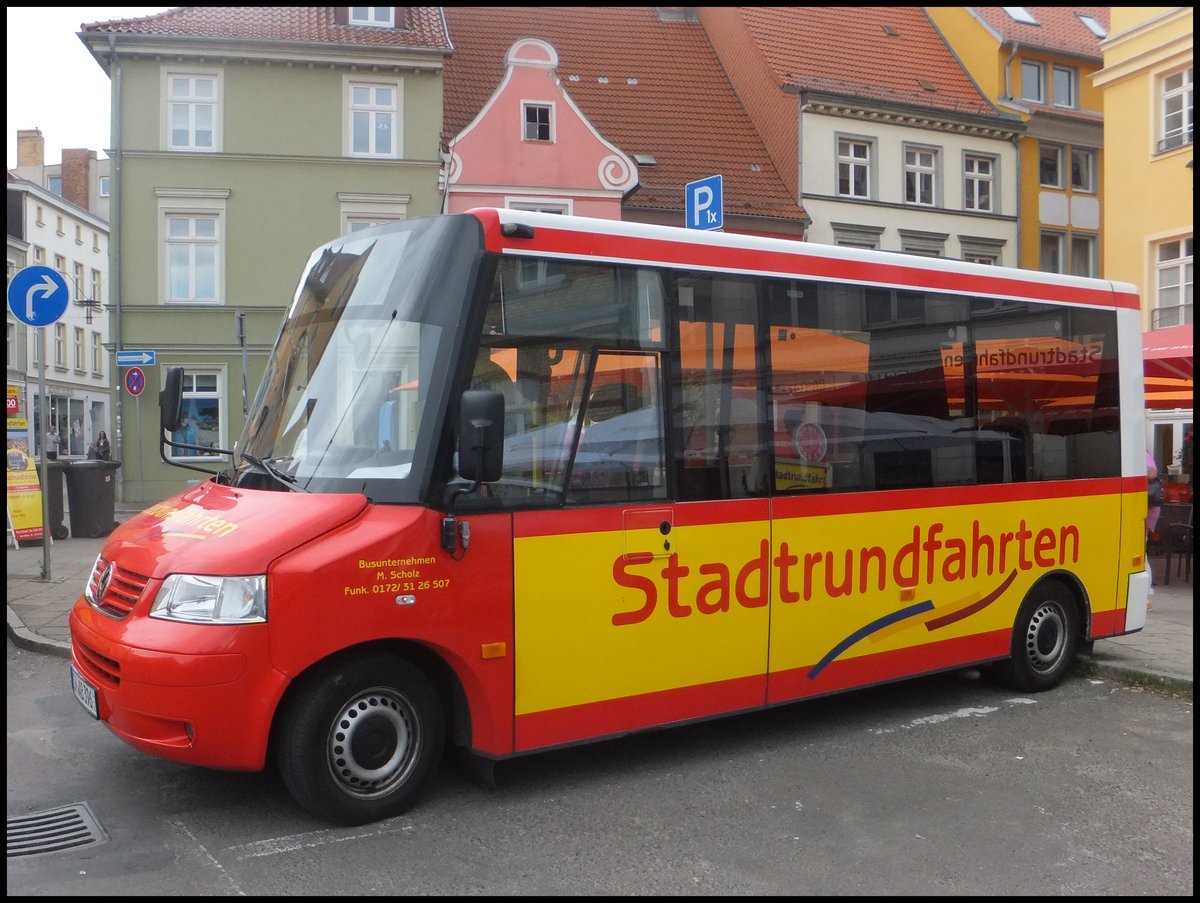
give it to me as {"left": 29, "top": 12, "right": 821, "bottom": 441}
{"left": 276, "top": 654, "right": 444, "bottom": 826}
{"left": 995, "top": 583, "right": 1079, "bottom": 692}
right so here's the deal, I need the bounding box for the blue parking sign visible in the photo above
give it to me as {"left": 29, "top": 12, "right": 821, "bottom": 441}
{"left": 7, "top": 265, "right": 70, "bottom": 327}
{"left": 685, "top": 175, "right": 723, "bottom": 231}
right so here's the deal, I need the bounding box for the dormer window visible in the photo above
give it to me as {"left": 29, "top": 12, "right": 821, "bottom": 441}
{"left": 1077, "top": 14, "right": 1106, "bottom": 39}
{"left": 1002, "top": 7, "right": 1038, "bottom": 26}
{"left": 350, "top": 7, "right": 394, "bottom": 28}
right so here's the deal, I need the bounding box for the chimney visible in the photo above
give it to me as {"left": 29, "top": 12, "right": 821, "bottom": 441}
{"left": 17, "top": 129, "right": 45, "bottom": 167}
{"left": 61, "top": 149, "right": 96, "bottom": 211}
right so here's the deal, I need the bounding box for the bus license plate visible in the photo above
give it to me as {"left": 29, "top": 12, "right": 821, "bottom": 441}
{"left": 70, "top": 665, "right": 99, "bottom": 720}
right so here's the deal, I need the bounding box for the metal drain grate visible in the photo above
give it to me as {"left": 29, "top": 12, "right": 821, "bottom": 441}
{"left": 7, "top": 802, "right": 108, "bottom": 858}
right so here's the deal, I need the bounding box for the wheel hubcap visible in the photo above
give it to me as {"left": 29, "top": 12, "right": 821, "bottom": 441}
{"left": 327, "top": 690, "right": 418, "bottom": 799}
{"left": 1024, "top": 601, "right": 1067, "bottom": 674}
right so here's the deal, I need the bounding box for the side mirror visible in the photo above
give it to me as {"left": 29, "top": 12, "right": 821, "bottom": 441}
{"left": 160, "top": 366, "right": 185, "bottom": 433}
{"left": 457, "top": 389, "right": 504, "bottom": 483}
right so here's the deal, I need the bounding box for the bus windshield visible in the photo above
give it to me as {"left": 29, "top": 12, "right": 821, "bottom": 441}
{"left": 237, "top": 216, "right": 483, "bottom": 500}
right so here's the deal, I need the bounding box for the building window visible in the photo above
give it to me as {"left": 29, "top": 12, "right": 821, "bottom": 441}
{"left": 1038, "top": 143, "right": 1063, "bottom": 187}
{"left": 48, "top": 176, "right": 63, "bottom": 197}
{"left": 1003, "top": 7, "right": 1038, "bottom": 25}
{"left": 32, "top": 245, "right": 45, "bottom": 265}
{"left": 92, "top": 230, "right": 101, "bottom": 252}
{"left": 1077, "top": 14, "right": 1106, "bottom": 38}
{"left": 98, "top": 176, "right": 110, "bottom": 197}
{"left": 73, "top": 262, "right": 85, "bottom": 297}
{"left": 56, "top": 216, "right": 65, "bottom": 236}
{"left": 91, "top": 268, "right": 102, "bottom": 303}
{"left": 74, "top": 224, "right": 83, "bottom": 245}
{"left": 1159, "top": 67, "right": 1193, "bottom": 153}
{"left": 964, "top": 154, "right": 995, "bottom": 211}
{"left": 73, "top": 327, "right": 85, "bottom": 372}
{"left": 170, "top": 371, "right": 224, "bottom": 459}
{"left": 338, "top": 191, "right": 410, "bottom": 236}
{"left": 91, "top": 331, "right": 104, "bottom": 376}
{"left": 349, "top": 7, "right": 394, "bottom": 27}
{"left": 167, "top": 71, "right": 219, "bottom": 151}
{"left": 830, "top": 222, "right": 884, "bottom": 249}
{"left": 54, "top": 254, "right": 67, "bottom": 277}
{"left": 904, "top": 146, "right": 937, "bottom": 206}
{"left": 1070, "top": 148, "right": 1096, "bottom": 193}
{"left": 523, "top": 103, "right": 553, "bottom": 142}
{"left": 959, "top": 235, "right": 1006, "bottom": 266}
{"left": 1153, "top": 237, "right": 1194, "bottom": 328}
{"left": 898, "top": 229, "right": 948, "bottom": 257}
{"left": 1039, "top": 231, "right": 1064, "bottom": 273}
{"left": 166, "top": 214, "right": 219, "bottom": 303}
{"left": 1052, "top": 66, "right": 1077, "bottom": 109}
{"left": 1021, "top": 60, "right": 1045, "bottom": 102}
{"left": 35, "top": 205, "right": 44, "bottom": 226}
{"left": 1070, "top": 234, "right": 1097, "bottom": 278}
{"left": 348, "top": 80, "right": 399, "bottom": 157}
{"left": 507, "top": 200, "right": 571, "bottom": 215}
{"left": 837, "top": 138, "right": 872, "bottom": 199}
{"left": 54, "top": 323, "right": 67, "bottom": 368}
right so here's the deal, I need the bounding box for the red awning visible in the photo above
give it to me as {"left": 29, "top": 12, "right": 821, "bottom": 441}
{"left": 1143, "top": 324, "right": 1193, "bottom": 409}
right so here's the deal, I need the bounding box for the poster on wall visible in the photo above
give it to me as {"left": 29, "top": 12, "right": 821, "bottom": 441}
{"left": 6, "top": 387, "right": 44, "bottom": 545}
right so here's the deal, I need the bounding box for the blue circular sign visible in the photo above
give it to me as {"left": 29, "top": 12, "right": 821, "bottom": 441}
{"left": 126, "top": 366, "right": 146, "bottom": 396}
{"left": 7, "top": 265, "right": 70, "bottom": 327}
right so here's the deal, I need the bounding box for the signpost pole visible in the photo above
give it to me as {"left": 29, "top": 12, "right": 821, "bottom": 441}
{"left": 38, "top": 329, "right": 51, "bottom": 581}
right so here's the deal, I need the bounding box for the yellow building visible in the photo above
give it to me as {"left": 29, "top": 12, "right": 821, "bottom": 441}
{"left": 1094, "top": 8, "right": 1193, "bottom": 484}
{"left": 927, "top": 7, "right": 1110, "bottom": 276}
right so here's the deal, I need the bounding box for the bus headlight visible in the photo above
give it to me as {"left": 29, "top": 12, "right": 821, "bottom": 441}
{"left": 150, "top": 574, "right": 267, "bottom": 624}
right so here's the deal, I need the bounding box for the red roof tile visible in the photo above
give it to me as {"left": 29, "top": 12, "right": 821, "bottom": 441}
{"left": 80, "top": 6, "right": 452, "bottom": 52}
{"left": 736, "top": 7, "right": 1003, "bottom": 119}
{"left": 971, "top": 7, "right": 1108, "bottom": 60}
{"left": 442, "top": 6, "right": 806, "bottom": 223}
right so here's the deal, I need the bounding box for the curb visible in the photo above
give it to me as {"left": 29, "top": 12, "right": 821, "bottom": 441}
{"left": 6, "top": 604, "right": 71, "bottom": 660}
{"left": 1074, "top": 655, "right": 1193, "bottom": 698}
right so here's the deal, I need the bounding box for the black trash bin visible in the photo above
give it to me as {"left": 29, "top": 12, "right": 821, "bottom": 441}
{"left": 64, "top": 460, "right": 122, "bottom": 539}
{"left": 44, "top": 459, "right": 70, "bottom": 540}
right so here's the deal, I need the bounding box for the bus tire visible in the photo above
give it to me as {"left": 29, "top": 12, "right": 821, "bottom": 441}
{"left": 995, "top": 583, "right": 1079, "bottom": 692}
{"left": 276, "top": 653, "right": 444, "bottom": 826}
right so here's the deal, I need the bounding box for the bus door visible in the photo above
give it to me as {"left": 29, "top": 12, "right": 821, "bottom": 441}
{"left": 502, "top": 323, "right": 769, "bottom": 751}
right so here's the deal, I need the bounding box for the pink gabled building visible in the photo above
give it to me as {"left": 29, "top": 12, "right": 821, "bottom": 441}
{"left": 441, "top": 6, "right": 809, "bottom": 239}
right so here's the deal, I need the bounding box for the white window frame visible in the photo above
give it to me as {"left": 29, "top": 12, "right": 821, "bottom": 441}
{"left": 1159, "top": 67, "right": 1193, "bottom": 153}
{"left": 1021, "top": 60, "right": 1045, "bottom": 103}
{"left": 350, "top": 7, "right": 394, "bottom": 27}
{"left": 506, "top": 198, "right": 572, "bottom": 215}
{"left": 1153, "top": 237, "right": 1194, "bottom": 328}
{"left": 73, "top": 326, "right": 86, "bottom": 372}
{"left": 337, "top": 191, "right": 411, "bottom": 236}
{"left": 1038, "top": 143, "right": 1063, "bottom": 188}
{"left": 1003, "top": 7, "right": 1038, "bottom": 25}
{"left": 903, "top": 145, "right": 938, "bottom": 207}
{"left": 1069, "top": 233, "right": 1098, "bottom": 278}
{"left": 163, "top": 67, "right": 221, "bottom": 152}
{"left": 346, "top": 78, "right": 401, "bottom": 159}
{"left": 167, "top": 368, "right": 227, "bottom": 462}
{"left": 156, "top": 188, "right": 229, "bottom": 306}
{"left": 837, "top": 137, "right": 873, "bottom": 199}
{"left": 522, "top": 102, "right": 554, "bottom": 142}
{"left": 1052, "top": 66, "right": 1077, "bottom": 109}
{"left": 1070, "top": 147, "right": 1096, "bottom": 193}
{"left": 964, "top": 153, "right": 996, "bottom": 212}
{"left": 98, "top": 176, "right": 111, "bottom": 198}
{"left": 90, "top": 268, "right": 102, "bottom": 303}
{"left": 54, "top": 323, "right": 67, "bottom": 369}
{"left": 91, "top": 331, "right": 104, "bottom": 376}
{"left": 1039, "top": 231, "right": 1065, "bottom": 274}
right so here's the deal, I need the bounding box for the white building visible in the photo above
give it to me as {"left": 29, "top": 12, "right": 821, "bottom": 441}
{"left": 7, "top": 173, "right": 113, "bottom": 459}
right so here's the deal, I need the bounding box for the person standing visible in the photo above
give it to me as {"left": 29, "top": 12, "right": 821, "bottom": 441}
{"left": 45, "top": 424, "right": 59, "bottom": 460}
{"left": 95, "top": 430, "right": 112, "bottom": 461}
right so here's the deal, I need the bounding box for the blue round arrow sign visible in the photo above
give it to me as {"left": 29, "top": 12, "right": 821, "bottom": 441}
{"left": 7, "top": 265, "right": 70, "bottom": 327}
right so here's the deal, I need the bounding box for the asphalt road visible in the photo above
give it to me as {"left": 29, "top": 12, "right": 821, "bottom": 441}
{"left": 7, "top": 638, "right": 1193, "bottom": 896}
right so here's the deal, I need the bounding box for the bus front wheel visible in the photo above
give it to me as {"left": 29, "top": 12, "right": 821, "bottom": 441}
{"left": 276, "top": 653, "right": 444, "bottom": 826}
{"left": 995, "top": 583, "right": 1079, "bottom": 692}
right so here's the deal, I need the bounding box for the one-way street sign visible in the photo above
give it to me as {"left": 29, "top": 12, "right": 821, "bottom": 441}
{"left": 116, "top": 349, "right": 157, "bottom": 367}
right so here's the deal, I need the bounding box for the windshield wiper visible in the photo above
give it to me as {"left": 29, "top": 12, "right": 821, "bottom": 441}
{"left": 241, "top": 452, "right": 308, "bottom": 493}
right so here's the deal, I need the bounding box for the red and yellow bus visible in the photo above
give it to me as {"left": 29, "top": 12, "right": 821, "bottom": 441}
{"left": 69, "top": 209, "right": 1151, "bottom": 825}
